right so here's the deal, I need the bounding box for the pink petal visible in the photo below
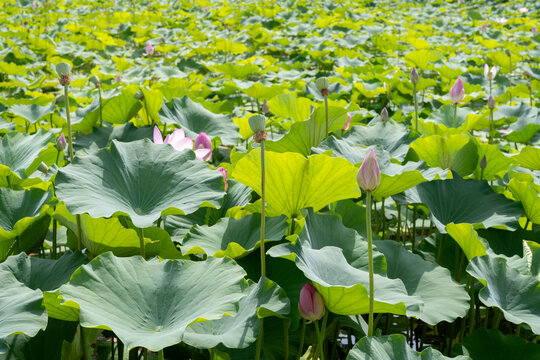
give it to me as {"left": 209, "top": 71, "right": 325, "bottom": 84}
{"left": 153, "top": 126, "right": 163, "bottom": 144}
{"left": 171, "top": 137, "right": 193, "bottom": 152}
{"left": 195, "top": 148, "right": 212, "bottom": 161}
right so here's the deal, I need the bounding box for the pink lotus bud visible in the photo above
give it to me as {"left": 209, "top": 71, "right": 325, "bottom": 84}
{"left": 533, "top": 26, "right": 538, "bottom": 36}
{"left": 480, "top": 155, "right": 487, "bottom": 169}
{"left": 32, "top": 2, "right": 36, "bottom": 9}
{"left": 480, "top": 24, "right": 486, "bottom": 32}
{"left": 357, "top": 149, "right": 380, "bottom": 192}
{"left": 217, "top": 167, "right": 228, "bottom": 191}
{"left": 194, "top": 132, "right": 212, "bottom": 161}
{"left": 343, "top": 113, "right": 351, "bottom": 131}
{"left": 145, "top": 42, "right": 154, "bottom": 55}
{"left": 380, "top": 107, "right": 389, "bottom": 122}
{"left": 483, "top": 64, "right": 497, "bottom": 81}
{"left": 458, "top": 0, "right": 462, "bottom": 4}
{"left": 298, "top": 284, "right": 325, "bottom": 323}
{"left": 116, "top": 75, "right": 121, "bottom": 83}
{"left": 55, "top": 134, "right": 66, "bottom": 152}
{"left": 410, "top": 67, "right": 419, "bottom": 85}
{"left": 450, "top": 78, "right": 465, "bottom": 104}
{"left": 497, "top": 17, "right": 508, "bottom": 25}
{"left": 487, "top": 94, "right": 496, "bottom": 109}
{"left": 519, "top": 7, "right": 528, "bottom": 14}
{"left": 262, "top": 99, "right": 269, "bottom": 114}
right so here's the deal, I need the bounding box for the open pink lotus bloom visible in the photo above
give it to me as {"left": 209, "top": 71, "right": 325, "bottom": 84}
{"left": 450, "top": 78, "right": 465, "bottom": 104}
{"left": 194, "top": 132, "right": 212, "bottom": 161}
{"left": 484, "top": 64, "right": 498, "bottom": 81}
{"left": 145, "top": 42, "right": 154, "bottom": 56}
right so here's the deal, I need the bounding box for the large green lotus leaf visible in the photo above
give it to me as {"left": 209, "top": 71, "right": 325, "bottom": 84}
{"left": 0, "top": 129, "right": 54, "bottom": 180}
{"left": 55, "top": 139, "right": 224, "bottom": 228}
{"left": 454, "top": 328, "right": 540, "bottom": 360}
{"left": 511, "top": 146, "right": 540, "bottom": 171}
{"left": 183, "top": 277, "right": 289, "bottom": 349}
{"left": 233, "top": 150, "right": 360, "bottom": 218}
{"left": 374, "top": 240, "right": 469, "bottom": 324}
{"left": 503, "top": 104, "right": 540, "bottom": 143}
{"left": 404, "top": 49, "right": 444, "bottom": 70}
{"left": 472, "top": 143, "right": 511, "bottom": 181}
{"left": 101, "top": 87, "right": 142, "bottom": 124}
{"left": 265, "top": 105, "right": 348, "bottom": 156}
{"left": 267, "top": 211, "right": 424, "bottom": 317}
{"left": 467, "top": 253, "right": 540, "bottom": 334}
{"left": 0, "top": 269, "right": 47, "bottom": 352}
{"left": 159, "top": 96, "right": 239, "bottom": 145}
{"left": 0, "top": 118, "right": 15, "bottom": 134}
{"left": 240, "top": 83, "right": 286, "bottom": 100}
{"left": 74, "top": 123, "right": 152, "bottom": 150}
{"left": 267, "top": 93, "right": 312, "bottom": 123}
{"left": 347, "top": 334, "right": 469, "bottom": 360}
{"left": 0, "top": 188, "right": 51, "bottom": 262}
{"left": 392, "top": 176, "right": 523, "bottom": 233}
{"left": 8, "top": 102, "right": 56, "bottom": 124}
{"left": 446, "top": 223, "right": 488, "bottom": 260}
{"left": 59, "top": 253, "right": 248, "bottom": 352}
{"left": 182, "top": 214, "right": 288, "bottom": 258}
{"left": 164, "top": 179, "right": 252, "bottom": 242}
{"left": 423, "top": 104, "right": 471, "bottom": 130}
{"left": 410, "top": 134, "right": 479, "bottom": 177}
{"left": 507, "top": 178, "right": 540, "bottom": 225}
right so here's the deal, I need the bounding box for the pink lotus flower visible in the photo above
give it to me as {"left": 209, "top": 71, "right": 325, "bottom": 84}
{"left": 533, "top": 26, "right": 538, "bottom": 36}
{"left": 484, "top": 64, "right": 498, "bottom": 81}
{"left": 410, "top": 67, "right": 419, "bottom": 85}
{"left": 262, "top": 99, "right": 269, "bottom": 114}
{"left": 194, "top": 132, "right": 212, "bottom": 161}
{"left": 519, "top": 7, "right": 528, "bottom": 14}
{"left": 480, "top": 24, "right": 487, "bottom": 32}
{"left": 217, "top": 167, "right": 228, "bottom": 191}
{"left": 497, "top": 17, "right": 508, "bottom": 25}
{"left": 450, "top": 78, "right": 465, "bottom": 104}
{"left": 357, "top": 149, "right": 380, "bottom": 192}
{"left": 380, "top": 107, "right": 389, "bottom": 122}
{"left": 55, "top": 134, "right": 66, "bottom": 152}
{"left": 343, "top": 113, "right": 351, "bottom": 131}
{"left": 145, "top": 42, "right": 154, "bottom": 56}
{"left": 153, "top": 126, "right": 211, "bottom": 161}
{"left": 298, "top": 284, "right": 325, "bottom": 323}
{"left": 116, "top": 75, "right": 121, "bottom": 83}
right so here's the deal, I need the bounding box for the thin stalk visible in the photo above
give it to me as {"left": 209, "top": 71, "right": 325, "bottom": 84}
{"left": 158, "top": 349, "right": 164, "bottom": 360}
{"left": 314, "top": 321, "right": 325, "bottom": 360}
{"left": 492, "top": 308, "right": 502, "bottom": 330}
{"left": 413, "top": 84, "right": 418, "bottom": 132}
{"left": 76, "top": 215, "right": 82, "bottom": 252}
{"left": 467, "top": 275, "right": 476, "bottom": 334}
{"left": 488, "top": 108, "right": 494, "bottom": 144}
{"left": 412, "top": 206, "right": 417, "bottom": 251}
{"left": 52, "top": 217, "right": 57, "bottom": 259}
{"left": 324, "top": 95, "right": 329, "bottom": 138}
{"left": 480, "top": 167, "right": 485, "bottom": 181}
{"left": 296, "top": 320, "right": 307, "bottom": 360}
{"left": 396, "top": 204, "right": 401, "bottom": 242}
{"left": 64, "top": 85, "right": 74, "bottom": 162}
{"left": 139, "top": 228, "right": 145, "bottom": 258}
{"left": 111, "top": 335, "right": 115, "bottom": 360}
{"left": 366, "top": 191, "right": 375, "bottom": 336}
{"left": 260, "top": 140, "right": 266, "bottom": 277}
{"left": 381, "top": 197, "right": 385, "bottom": 240}
{"left": 283, "top": 319, "right": 290, "bottom": 360}
{"left": 524, "top": 218, "right": 530, "bottom": 231}
{"left": 98, "top": 87, "right": 103, "bottom": 127}
{"left": 6, "top": 175, "right": 11, "bottom": 188}
{"left": 437, "top": 234, "right": 446, "bottom": 264}
{"left": 143, "top": 349, "right": 148, "bottom": 360}
{"left": 255, "top": 318, "right": 264, "bottom": 360}
{"left": 453, "top": 103, "right": 457, "bottom": 128}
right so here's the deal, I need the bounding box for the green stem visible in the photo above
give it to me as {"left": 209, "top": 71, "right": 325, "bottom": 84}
{"left": 64, "top": 85, "right": 74, "bottom": 162}
{"left": 366, "top": 191, "right": 375, "bottom": 336}
{"left": 492, "top": 308, "right": 502, "bottom": 330}
{"left": 411, "top": 205, "right": 417, "bottom": 252}
{"left": 381, "top": 197, "right": 385, "bottom": 240}
{"left": 324, "top": 95, "right": 329, "bottom": 138}
{"left": 260, "top": 140, "right": 266, "bottom": 277}
{"left": 76, "top": 214, "right": 82, "bottom": 252}
{"left": 296, "top": 320, "right": 306, "bottom": 360}
{"left": 437, "top": 234, "right": 446, "bottom": 265}
{"left": 158, "top": 349, "right": 164, "bottom": 360}
{"left": 98, "top": 87, "right": 103, "bottom": 127}
{"left": 453, "top": 103, "right": 457, "bottom": 128}
{"left": 413, "top": 84, "right": 418, "bottom": 132}
{"left": 283, "top": 318, "right": 289, "bottom": 360}
{"left": 255, "top": 318, "right": 264, "bottom": 360}
{"left": 396, "top": 204, "right": 401, "bottom": 242}
{"left": 314, "top": 321, "right": 325, "bottom": 360}
{"left": 488, "top": 108, "right": 494, "bottom": 144}
{"left": 6, "top": 175, "right": 11, "bottom": 188}
{"left": 52, "top": 216, "right": 57, "bottom": 259}
{"left": 139, "top": 228, "right": 145, "bottom": 258}
{"left": 467, "top": 275, "right": 476, "bottom": 334}
{"left": 480, "top": 167, "right": 485, "bottom": 181}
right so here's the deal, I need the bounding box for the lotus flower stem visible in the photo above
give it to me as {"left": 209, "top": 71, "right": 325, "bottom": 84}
{"left": 413, "top": 84, "right": 418, "bottom": 132}
{"left": 437, "top": 234, "right": 446, "bottom": 264}
{"left": 452, "top": 104, "right": 457, "bottom": 129}
{"left": 324, "top": 95, "right": 329, "bottom": 138}
{"left": 63, "top": 85, "right": 74, "bottom": 162}
{"left": 296, "top": 320, "right": 307, "bottom": 360}
{"left": 260, "top": 139, "right": 267, "bottom": 277}
{"left": 314, "top": 321, "right": 325, "bottom": 360}
{"left": 139, "top": 228, "right": 145, "bottom": 258}
{"left": 158, "top": 350, "right": 164, "bottom": 360}
{"left": 98, "top": 87, "right": 103, "bottom": 127}
{"left": 255, "top": 319, "right": 264, "bottom": 360}
{"left": 283, "top": 319, "right": 289, "bottom": 360}
{"left": 366, "top": 191, "right": 375, "bottom": 336}
{"left": 492, "top": 308, "right": 502, "bottom": 330}
{"left": 488, "top": 108, "right": 494, "bottom": 144}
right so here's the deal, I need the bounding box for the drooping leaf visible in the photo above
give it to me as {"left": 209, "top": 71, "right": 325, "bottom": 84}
{"left": 55, "top": 139, "right": 224, "bottom": 228}
{"left": 8, "top": 102, "right": 56, "bottom": 124}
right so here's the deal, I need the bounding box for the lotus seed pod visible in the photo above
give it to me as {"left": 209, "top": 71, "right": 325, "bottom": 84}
{"left": 55, "top": 62, "right": 71, "bottom": 76}
{"left": 315, "top": 77, "right": 330, "bottom": 96}
{"left": 248, "top": 114, "right": 266, "bottom": 133}
{"left": 487, "top": 94, "right": 496, "bottom": 109}
{"left": 89, "top": 75, "right": 100, "bottom": 87}
{"left": 380, "top": 107, "right": 389, "bottom": 122}
{"left": 480, "top": 155, "right": 487, "bottom": 169}
{"left": 410, "top": 67, "right": 420, "bottom": 85}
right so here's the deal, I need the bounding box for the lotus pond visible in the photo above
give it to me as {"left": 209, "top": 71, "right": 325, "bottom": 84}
{"left": 0, "top": 0, "right": 539, "bottom": 359}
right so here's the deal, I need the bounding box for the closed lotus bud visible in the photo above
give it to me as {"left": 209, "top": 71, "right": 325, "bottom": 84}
{"left": 145, "top": 42, "right": 154, "bottom": 55}
{"left": 484, "top": 64, "right": 497, "bottom": 81}
{"left": 262, "top": 99, "right": 269, "bottom": 114}
{"left": 116, "top": 75, "right": 121, "bottom": 83}
{"left": 357, "top": 149, "right": 380, "bottom": 192}
{"left": 450, "top": 78, "right": 465, "bottom": 104}
{"left": 533, "top": 25, "right": 538, "bottom": 36}
{"left": 134, "top": 90, "right": 144, "bottom": 100}
{"left": 487, "top": 94, "right": 496, "bottom": 109}
{"left": 298, "top": 283, "right": 325, "bottom": 323}
{"left": 55, "top": 134, "right": 66, "bottom": 152}
{"left": 89, "top": 75, "right": 100, "bottom": 87}
{"left": 343, "top": 112, "right": 351, "bottom": 131}
{"left": 37, "top": 162, "right": 49, "bottom": 174}
{"left": 217, "top": 167, "right": 228, "bottom": 192}
{"left": 248, "top": 114, "right": 266, "bottom": 133}
{"left": 480, "top": 24, "right": 486, "bottom": 32}
{"left": 480, "top": 155, "right": 487, "bottom": 169}
{"left": 410, "top": 67, "right": 419, "bottom": 85}
{"left": 315, "top": 77, "right": 330, "bottom": 96}
{"left": 380, "top": 107, "right": 389, "bottom": 122}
